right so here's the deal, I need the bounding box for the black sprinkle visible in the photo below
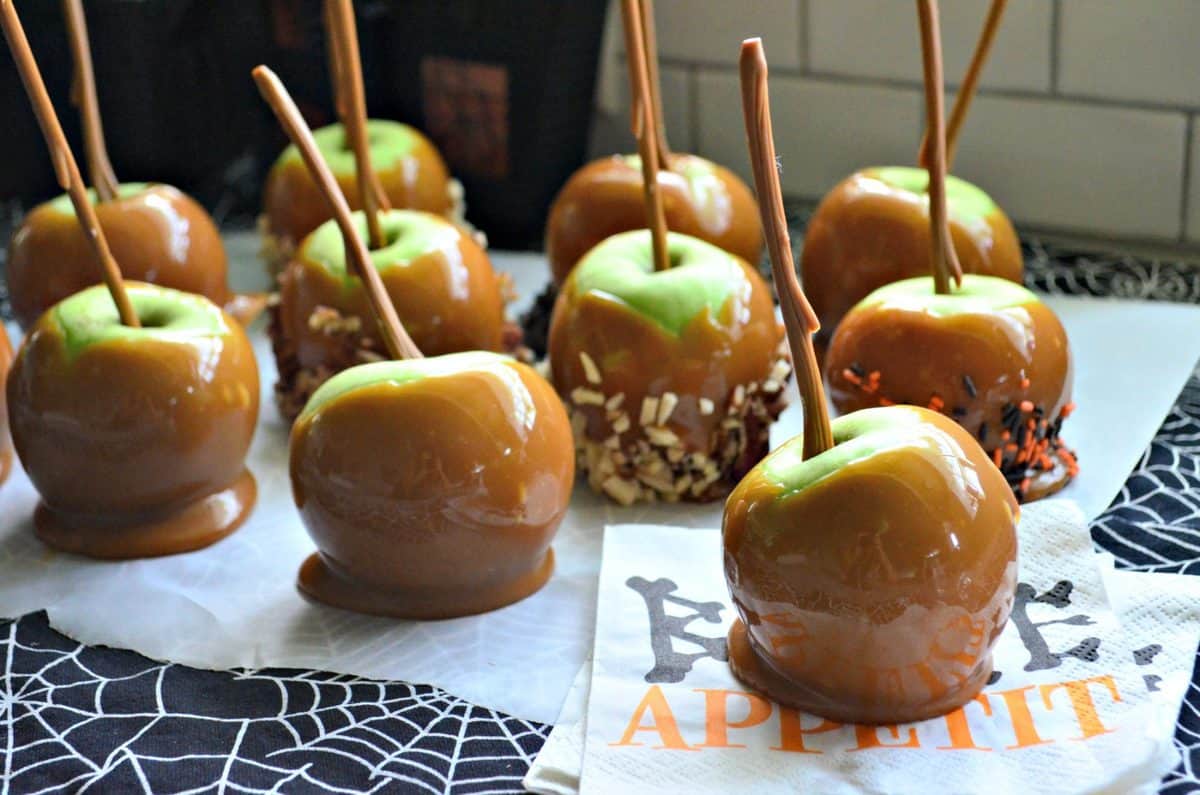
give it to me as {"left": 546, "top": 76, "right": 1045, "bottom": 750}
{"left": 978, "top": 423, "right": 988, "bottom": 441}
{"left": 952, "top": 406, "right": 967, "bottom": 418}
{"left": 849, "top": 362, "right": 866, "bottom": 378}
{"left": 962, "top": 374, "right": 977, "bottom": 398}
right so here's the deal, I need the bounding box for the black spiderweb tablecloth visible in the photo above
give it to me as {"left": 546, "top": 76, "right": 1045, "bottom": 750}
{"left": 3, "top": 237, "right": 1200, "bottom": 793}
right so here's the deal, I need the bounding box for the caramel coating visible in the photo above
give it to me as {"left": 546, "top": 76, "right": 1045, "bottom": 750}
{"left": 826, "top": 290, "right": 1073, "bottom": 501}
{"left": 7, "top": 285, "right": 260, "bottom": 558}
{"left": 290, "top": 358, "right": 575, "bottom": 619}
{"left": 7, "top": 185, "right": 231, "bottom": 330}
{"left": 801, "top": 170, "right": 1022, "bottom": 348}
{"left": 0, "top": 324, "right": 12, "bottom": 488}
{"left": 724, "top": 408, "right": 1019, "bottom": 724}
{"left": 276, "top": 218, "right": 504, "bottom": 368}
{"left": 545, "top": 153, "right": 763, "bottom": 285}
{"left": 263, "top": 132, "right": 452, "bottom": 249}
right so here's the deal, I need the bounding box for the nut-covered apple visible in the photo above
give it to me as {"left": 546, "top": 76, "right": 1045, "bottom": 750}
{"left": 6, "top": 183, "right": 233, "bottom": 329}
{"left": 7, "top": 282, "right": 260, "bottom": 558}
{"left": 827, "top": 275, "right": 1075, "bottom": 501}
{"left": 271, "top": 208, "right": 509, "bottom": 421}
{"left": 548, "top": 229, "right": 788, "bottom": 505}
{"left": 801, "top": 166, "right": 1023, "bottom": 352}
{"left": 724, "top": 406, "right": 1019, "bottom": 723}
{"left": 290, "top": 352, "right": 574, "bottom": 618}
{"left": 545, "top": 153, "right": 762, "bottom": 284}
{"left": 261, "top": 120, "right": 456, "bottom": 270}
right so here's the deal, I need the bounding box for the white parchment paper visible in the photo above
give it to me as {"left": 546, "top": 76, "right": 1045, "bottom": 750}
{"left": 0, "top": 248, "right": 1196, "bottom": 723}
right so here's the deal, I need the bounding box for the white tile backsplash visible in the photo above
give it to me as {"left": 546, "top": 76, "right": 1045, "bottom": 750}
{"left": 587, "top": 0, "right": 1200, "bottom": 246}
{"left": 808, "top": 0, "right": 1052, "bottom": 92}
{"left": 1059, "top": 0, "right": 1200, "bottom": 107}
{"left": 953, "top": 95, "right": 1186, "bottom": 240}
{"left": 695, "top": 69, "right": 921, "bottom": 198}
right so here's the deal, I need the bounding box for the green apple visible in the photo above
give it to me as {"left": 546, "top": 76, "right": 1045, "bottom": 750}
{"left": 46, "top": 182, "right": 151, "bottom": 215}
{"left": 864, "top": 166, "right": 996, "bottom": 223}
{"left": 300, "top": 209, "right": 462, "bottom": 285}
{"left": 855, "top": 273, "right": 1039, "bottom": 318}
{"left": 723, "top": 405, "right": 1019, "bottom": 723}
{"left": 273, "top": 119, "right": 423, "bottom": 176}
{"left": 7, "top": 281, "right": 260, "bottom": 559}
{"left": 567, "top": 229, "right": 747, "bottom": 336}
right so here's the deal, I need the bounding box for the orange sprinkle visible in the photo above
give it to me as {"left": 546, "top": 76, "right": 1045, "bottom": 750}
{"left": 1005, "top": 443, "right": 1018, "bottom": 453}
{"left": 1020, "top": 477, "right": 1031, "bottom": 493}
{"left": 1061, "top": 402, "right": 1076, "bottom": 418}
{"left": 1000, "top": 430, "right": 1011, "bottom": 441}
{"left": 1020, "top": 400, "right": 1035, "bottom": 413}
{"left": 867, "top": 370, "right": 881, "bottom": 384}
{"left": 842, "top": 369, "right": 862, "bottom": 386}
{"left": 928, "top": 395, "right": 945, "bottom": 411}
{"left": 1020, "top": 378, "right": 1031, "bottom": 390}
{"left": 879, "top": 397, "right": 895, "bottom": 407}
{"left": 993, "top": 448, "right": 1003, "bottom": 467}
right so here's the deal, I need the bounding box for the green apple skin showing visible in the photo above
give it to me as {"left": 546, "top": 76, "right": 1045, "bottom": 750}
{"left": 547, "top": 229, "right": 782, "bottom": 453}
{"left": 289, "top": 353, "right": 576, "bottom": 619}
{"left": 723, "top": 406, "right": 1018, "bottom": 724}
{"left": 263, "top": 119, "right": 453, "bottom": 251}
{"left": 7, "top": 282, "right": 260, "bottom": 520}
{"left": 6, "top": 183, "right": 231, "bottom": 329}
{"left": 800, "top": 166, "right": 1024, "bottom": 352}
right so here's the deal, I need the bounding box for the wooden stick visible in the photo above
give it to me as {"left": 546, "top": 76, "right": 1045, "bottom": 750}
{"left": 620, "top": 0, "right": 669, "bottom": 272}
{"left": 639, "top": 0, "right": 670, "bottom": 166}
{"left": 326, "top": 0, "right": 389, "bottom": 250}
{"left": 739, "top": 38, "right": 833, "bottom": 460}
{"left": 62, "top": 0, "right": 118, "bottom": 201}
{"left": 917, "top": 0, "right": 963, "bottom": 295}
{"left": 253, "top": 66, "right": 420, "bottom": 360}
{"left": 918, "top": 0, "right": 1007, "bottom": 170}
{"left": 2, "top": 0, "right": 137, "bottom": 327}
{"left": 323, "top": 0, "right": 349, "bottom": 128}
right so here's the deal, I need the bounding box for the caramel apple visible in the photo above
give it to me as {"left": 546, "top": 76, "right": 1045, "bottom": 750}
{"left": 270, "top": 208, "right": 509, "bottom": 421}
{"left": 5, "top": 0, "right": 246, "bottom": 330}
{"left": 291, "top": 352, "right": 574, "bottom": 618}
{"left": 545, "top": 152, "right": 762, "bottom": 285}
{"left": 800, "top": 0, "right": 1021, "bottom": 353}
{"left": 261, "top": 120, "right": 457, "bottom": 268}
{"left": 0, "top": 324, "right": 13, "bottom": 489}
{"left": 7, "top": 183, "right": 234, "bottom": 329}
{"left": 548, "top": 230, "right": 786, "bottom": 504}
{"left": 825, "top": 1, "right": 1074, "bottom": 503}
{"left": 253, "top": 63, "right": 574, "bottom": 618}
{"left": 543, "top": 0, "right": 762, "bottom": 286}
{"left": 725, "top": 34, "right": 1018, "bottom": 726}
{"left": 8, "top": 283, "right": 259, "bottom": 557}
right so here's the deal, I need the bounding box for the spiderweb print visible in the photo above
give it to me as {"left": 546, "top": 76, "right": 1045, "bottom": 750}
{"left": 0, "top": 612, "right": 549, "bottom": 793}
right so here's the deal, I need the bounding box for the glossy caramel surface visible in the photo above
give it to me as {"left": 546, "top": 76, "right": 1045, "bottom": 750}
{"left": 545, "top": 153, "right": 763, "bottom": 284}
{"left": 826, "top": 294, "right": 1072, "bottom": 461}
{"left": 801, "top": 170, "right": 1023, "bottom": 346}
{"left": 548, "top": 257, "right": 781, "bottom": 453}
{"left": 724, "top": 408, "right": 1019, "bottom": 724}
{"left": 290, "top": 358, "right": 575, "bottom": 619}
{"left": 0, "top": 324, "right": 12, "bottom": 487}
{"left": 264, "top": 138, "right": 452, "bottom": 247}
{"left": 278, "top": 221, "right": 504, "bottom": 366}
{"left": 7, "top": 286, "right": 259, "bottom": 556}
{"left": 7, "top": 185, "right": 231, "bottom": 329}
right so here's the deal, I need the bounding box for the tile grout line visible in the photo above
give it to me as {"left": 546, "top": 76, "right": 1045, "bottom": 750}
{"left": 1049, "top": 0, "right": 1061, "bottom": 95}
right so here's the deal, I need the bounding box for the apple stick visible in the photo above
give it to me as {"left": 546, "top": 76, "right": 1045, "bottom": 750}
{"left": 739, "top": 38, "right": 833, "bottom": 460}
{"left": 326, "top": 0, "right": 390, "bottom": 251}
{"left": 62, "top": 0, "right": 118, "bottom": 202}
{"left": 620, "top": 0, "right": 669, "bottom": 272}
{"left": 918, "top": 0, "right": 1007, "bottom": 171}
{"left": 323, "top": 0, "right": 348, "bottom": 124}
{"left": 638, "top": 0, "right": 671, "bottom": 166}
{"left": 1, "top": 0, "right": 138, "bottom": 327}
{"left": 253, "top": 66, "right": 421, "bottom": 361}
{"left": 917, "top": 0, "right": 963, "bottom": 295}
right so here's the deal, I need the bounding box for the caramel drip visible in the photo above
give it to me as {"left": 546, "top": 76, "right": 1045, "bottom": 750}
{"left": 918, "top": 0, "right": 1007, "bottom": 171}
{"left": 918, "top": 0, "right": 964, "bottom": 295}
{"left": 739, "top": 38, "right": 833, "bottom": 459}
{"left": 325, "top": 0, "right": 389, "bottom": 251}
{"left": 253, "top": 66, "right": 421, "bottom": 361}
{"left": 639, "top": 0, "right": 670, "bottom": 165}
{"left": 1, "top": 0, "right": 137, "bottom": 327}
{"left": 620, "top": 0, "right": 669, "bottom": 272}
{"left": 62, "top": 0, "right": 117, "bottom": 202}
